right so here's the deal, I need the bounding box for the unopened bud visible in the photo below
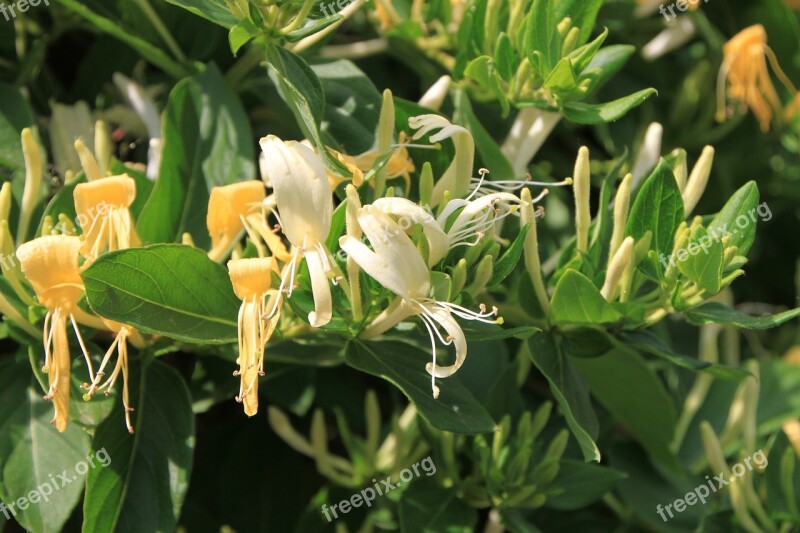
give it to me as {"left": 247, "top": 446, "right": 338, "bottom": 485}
{"left": 573, "top": 147, "right": 591, "bottom": 254}
{"left": 672, "top": 148, "right": 688, "bottom": 192}
{"left": 466, "top": 255, "right": 493, "bottom": 297}
{"left": 601, "top": 236, "right": 634, "bottom": 301}
{"left": 452, "top": 258, "right": 467, "bottom": 295}
{"left": 18, "top": 128, "right": 43, "bottom": 243}
{"left": 682, "top": 146, "right": 715, "bottom": 216}
{"left": 609, "top": 173, "right": 632, "bottom": 261}
{"left": 74, "top": 139, "right": 102, "bottom": 182}
{"left": 419, "top": 162, "right": 434, "bottom": 207}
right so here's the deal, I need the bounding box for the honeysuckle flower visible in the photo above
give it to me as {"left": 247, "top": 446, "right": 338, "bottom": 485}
{"left": 642, "top": 16, "right": 697, "bottom": 61}
{"left": 418, "top": 76, "right": 452, "bottom": 111}
{"left": 17, "top": 128, "right": 43, "bottom": 244}
{"left": 17, "top": 235, "right": 94, "bottom": 432}
{"left": 228, "top": 257, "right": 281, "bottom": 416}
{"left": 340, "top": 206, "right": 501, "bottom": 398}
{"left": 49, "top": 101, "right": 94, "bottom": 178}
{"left": 113, "top": 73, "right": 163, "bottom": 179}
{"left": 83, "top": 320, "right": 144, "bottom": 434}
{"left": 206, "top": 181, "right": 290, "bottom": 262}
{"left": 716, "top": 25, "right": 798, "bottom": 132}
{"left": 631, "top": 123, "right": 663, "bottom": 188}
{"left": 501, "top": 108, "right": 562, "bottom": 177}
{"left": 409, "top": 115, "right": 474, "bottom": 206}
{"left": 74, "top": 175, "right": 140, "bottom": 262}
{"left": 682, "top": 146, "right": 715, "bottom": 216}
{"left": 260, "top": 135, "right": 336, "bottom": 327}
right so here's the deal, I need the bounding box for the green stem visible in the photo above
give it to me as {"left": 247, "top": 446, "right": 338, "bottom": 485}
{"left": 59, "top": 0, "right": 193, "bottom": 79}
{"left": 133, "top": 0, "right": 187, "bottom": 62}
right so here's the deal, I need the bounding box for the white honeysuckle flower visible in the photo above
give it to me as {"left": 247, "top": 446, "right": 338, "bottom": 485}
{"left": 113, "top": 73, "right": 163, "bottom": 180}
{"left": 370, "top": 197, "right": 449, "bottom": 266}
{"left": 642, "top": 16, "right": 697, "bottom": 61}
{"left": 340, "top": 206, "right": 500, "bottom": 398}
{"left": 409, "top": 115, "right": 474, "bottom": 206}
{"left": 631, "top": 122, "right": 663, "bottom": 189}
{"left": 418, "top": 76, "right": 452, "bottom": 111}
{"left": 501, "top": 107, "right": 562, "bottom": 177}
{"left": 260, "top": 135, "right": 335, "bottom": 327}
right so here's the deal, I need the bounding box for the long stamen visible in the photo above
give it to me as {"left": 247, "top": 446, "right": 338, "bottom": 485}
{"left": 418, "top": 313, "right": 441, "bottom": 399}
{"left": 70, "top": 314, "right": 95, "bottom": 382}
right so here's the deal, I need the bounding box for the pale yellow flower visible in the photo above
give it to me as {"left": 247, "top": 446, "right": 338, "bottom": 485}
{"left": 228, "top": 257, "right": 281, "bottom": 416}
{"left": 74, "top": 175, "right": 139, "bottom": 262}
{"left": 207, "top": 181, "right": 290, "bottom": 262}
{"left": 17, "top": 235, "right": 93, "bottom": 432}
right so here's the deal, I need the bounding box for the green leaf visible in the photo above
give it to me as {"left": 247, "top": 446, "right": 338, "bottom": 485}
{"left": 137, "top": 64, "right": 255, "bottom": 246}
{"left": 461, "top": 322, "right": 539, "bottom": 342}
{"left": 464, "top": 56, "right": 510, "bottom": 116}
{"left": 572, "top": 348, "right": 681, "bottom": 473}
{"left": 0, "top": 357, "right": 90, "bottom": 533}
{"left": 162, "top": 0, "right": 238, "bottom": 28}
{"left": 285, "top": 15, "right": 343, "bottom": 43}
{"left": 569, "top": 28, "right": 608, "bottom": 74}
{"left": 676, "top": 226, "right": 725, "bottom": 294}
{"left": 543, "top": 58, "right": 578, "bottom": 95}
{"left": 553, "top": 0, "right": 602, "bottom": 45}
{"left": 547, "top": 460, "right": 627, "bottom": 510}
{"left": 683, "top": 302, "right": 800, "bottom": 330}
{"left": 550, "top": 270, "right": 622, "bottom": 325}
{"left": 82, "top": 245, "right": 241, "bottom": 344}
{"left": 489, "top": 224, "right": 531, "bottom": 286}
{"left": 82, "top": 359, "right": 195, "bottom": 533}
{"left": 399, "top": 480, "right": 477, "bottom": 532}
{"left": 525, "top": 0, "right": 559, "bottom": 72}
{"left": 310, "top": 58, "right": 382, "bottom": 154}
{"left": 228, "top": 20, "right": 259, "bottom": 56}
{"left": 345, "top": 340, "right": 496, "bottom": 434}
{"left": 0, "top": 83, "right": 35, "bottom": 176}
{"left": 580, "top": 45, "right": 635, "bottom": 95}
{"left": 561, "top": 89, "right": 657, "bottom": 124}
{"left": 620, "top": 330, "right": 750, "bottom": 380}
{"left": 493, "top": 32, "right": 517, "bottom": 81}
{"left": 625, "top": 159, "right": 684, "bottom": 264}
{"left": 266, "top": 44, "right": 348, "bottom": 173}
{"left": 707, "top": 181, "right": 760, "bottom": 256}
{"left": 528, "top": 333, "right": 600, "bottom": 462}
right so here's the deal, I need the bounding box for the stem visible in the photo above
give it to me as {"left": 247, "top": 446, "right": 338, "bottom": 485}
{"left": 291, "top": 0, "right": 368, "bottom": 53}
{"left": 133, "top": 0, "right": 187, "bottom": 62}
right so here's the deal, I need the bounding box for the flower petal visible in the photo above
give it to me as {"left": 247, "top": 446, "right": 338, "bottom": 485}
{"left": 304, "top": 248, "right": 332, "bottom": 327}
{"left": 422, "top": 305, "right": 468, "bottom": 378}
{"left": 371, "top": 197, "right": 449, "bottom": 265}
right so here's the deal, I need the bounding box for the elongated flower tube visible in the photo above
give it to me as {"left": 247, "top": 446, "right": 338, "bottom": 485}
{"left": 260, "top": 135, "right": 336, "bottom": 327}
{"left": 17, "top": 236, "right": 94, "bottom": 432}
{"left": 717, "top": 25, "right": 797, "bottom": 132}
{"left": 83, "top": 320, "right": 143, "bottom": 434}
{"left": 207, "top": 181, "right": 289, "bottom": 262}
{"left": 409, "top": 115, "right": 474, "bottom": 206}
{"left": 74, "top": 175, "right": 139, "bottom": 263}
{"left": 341, "top": 206, "right": 500, "bottom": 398}
{"left": 228, "top": 257, "right": 281, "bottom": 416}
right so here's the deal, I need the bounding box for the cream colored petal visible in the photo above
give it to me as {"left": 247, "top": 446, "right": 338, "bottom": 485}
{"left": 422, "top": 305, "right": 468, "bottom": 378}
{"left": 259, "top": 136, "right": 332, "bottom": 247}
{"left": 371, "top": 197, "right": 449, "bottom": 265}
{"left": 304, "top": 248, "right": 332, "bottom": 327}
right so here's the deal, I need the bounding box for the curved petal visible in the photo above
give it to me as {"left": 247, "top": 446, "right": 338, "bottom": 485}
{"left": 421, "top": 305, "right": 467, "bottom": 379}
{"left": 342, "top": 206, "right": 430, "bottom": 299}
{"left": 304, "top": 248, "right": 332, "bottom": 327}
{"left": 371, "top": 197, "right": 449, "bottom": 265}
{"left": 260, "top": 136, "right": 332, "bottom": 247}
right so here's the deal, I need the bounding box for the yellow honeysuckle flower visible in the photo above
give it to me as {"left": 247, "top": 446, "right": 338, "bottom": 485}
{"left": 73, "top": 175, "right": 140, "bottom": 262}
{"left": 340, "top": 206, "right": 501, "bottom": 398}
{"left": 260, "top": 135, "right": 337, "bottom": 327}
{"left": 16, "top": 235, "right": 95, "bottom": 433}
{"left": 717, "top": 25, "right": 798, "bottom": 132}
{"left": 82, "top": 320, "right": 143, "bottom": 434}
{"left": 207, "top": 181, "right": 290, "bottom": 262}
{"left": 327, "top": 133, "right": 416, "bottom": 192}
{"left": 228, "top": 257, "right": 281, "bottom": 416}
